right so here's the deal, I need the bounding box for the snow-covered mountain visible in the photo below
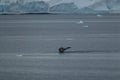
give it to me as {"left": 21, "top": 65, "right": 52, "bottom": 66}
{"left": 22, "top": 1, "right": 49, "bottom": 13}
{"left": 0, "top": 1, "right": 49, "bottom": 13}
{"left": 49, "top": 0, "right": 120, "bottom": 13}
{"left": 50, "top": 2, "right": 79, "bottom": 13}
{"left": 48, "top": 0, "right": 101, "bottom": 8}
{"left": 0, "top": 0, "right": 120, "bottom": 14}
{"left": 88, "top": 0, "right": 108, "bottom": 11}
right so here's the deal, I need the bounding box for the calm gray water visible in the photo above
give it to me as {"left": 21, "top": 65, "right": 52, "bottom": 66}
{"left": 0, "top": 14, "right": 120, "bottom": 80}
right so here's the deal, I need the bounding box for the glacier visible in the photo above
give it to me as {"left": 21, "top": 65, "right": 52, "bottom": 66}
{"left": 0, "top": 0, "right": 120, "bottom": 14}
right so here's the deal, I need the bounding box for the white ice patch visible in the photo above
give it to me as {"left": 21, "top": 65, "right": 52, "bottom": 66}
{"left": 66, "top": 38, "right": 74, "bottom": 41}
{"left": 16, "top": 54, "right": 23, "bottom": 57}
{"left": 97, "top": 14, "right": 102, "bottom": 17}
{"left": 77, "top": 20, "right": 84, "bottom": 24}
{"left": 82, "top": 25, "right": 89, "bottom": 28}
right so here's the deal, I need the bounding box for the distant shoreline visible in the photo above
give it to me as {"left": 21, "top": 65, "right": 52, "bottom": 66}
{"left": 1, "top": 12, "right": 120, "bottom": 15}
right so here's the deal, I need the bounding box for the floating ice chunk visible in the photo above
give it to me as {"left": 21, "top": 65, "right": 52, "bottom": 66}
{"left": 16, "top": 54, "right": 23, "bottom": 57}
{"left": 77, "top": 20, "right": 84, "bottom": 24}
{"left": 97, "top": 14, "right": 102, "bottom": 17}
{"left": 66, "top": 38, "right": 74, "bottom": 40}
{"left": 83, "top": 25, "right": 89, "bottom": 27}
